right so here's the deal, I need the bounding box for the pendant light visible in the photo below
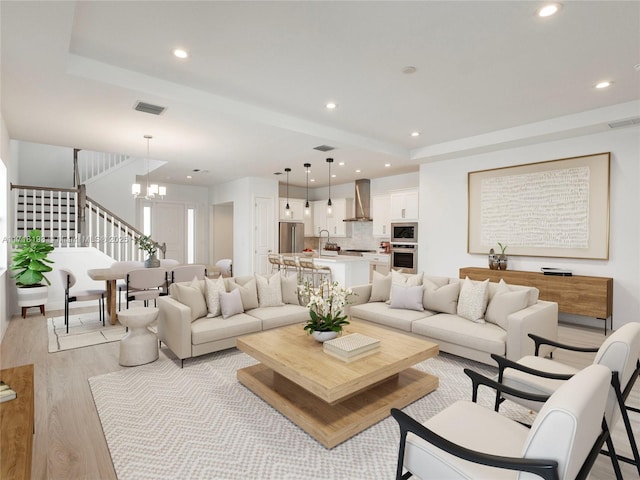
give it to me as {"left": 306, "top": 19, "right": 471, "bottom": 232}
{"left": 284, "top": 167, "right": 291, "bottom": 217}
{"left": 132, "top": 135, "right": 166, "bottom": 199}
{"left": 304, "top": 163, "right": 311, "bottom": 216}
{"left": 326, "top": 158, "right": 333, "bottom": 216}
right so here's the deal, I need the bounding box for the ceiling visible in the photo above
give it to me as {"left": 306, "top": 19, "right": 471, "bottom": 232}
{"left": 1, "top": 1, "right": 639, "bottom": 188}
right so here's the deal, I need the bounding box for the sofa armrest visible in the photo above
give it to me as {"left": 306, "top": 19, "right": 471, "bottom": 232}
{"left": 158, "top": 296, "right": 193, "bottom": 360}
{"left": 345, "top": 283, "right": 372, "bottom": 314}
{"left": 505, "top": 300, "right": 558, "bottom": 361}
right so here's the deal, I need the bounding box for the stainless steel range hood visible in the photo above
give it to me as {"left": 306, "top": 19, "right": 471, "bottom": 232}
{"left": 344, "top": 179, "right": 373, "bottom": 222}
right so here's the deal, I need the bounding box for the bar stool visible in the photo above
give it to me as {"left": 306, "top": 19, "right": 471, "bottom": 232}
{"left": 281, "top": 256, "right": 300, "bottom": 282}
{"left": 297, "top": 257, "right": 332, "bottom": 287}
{"left": 118, "top": 307, "right": 159, "bottom": 366}
{"left": 268, "top": 253, "right": 283, "bottom": 273}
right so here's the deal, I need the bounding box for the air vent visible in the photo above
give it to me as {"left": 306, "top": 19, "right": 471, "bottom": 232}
{"left": 608, "top": 117, "right": 640, "bottom": 129}
{"left": 134, "top": 101, "right": 166, "bottom": 116}
{"left": 313, "top": 145, "right": 335, "bottom": 152}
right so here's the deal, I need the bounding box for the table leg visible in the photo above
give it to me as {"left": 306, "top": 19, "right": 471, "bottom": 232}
{"left": 105, "top": 280, "right": 117, "bottom": 325}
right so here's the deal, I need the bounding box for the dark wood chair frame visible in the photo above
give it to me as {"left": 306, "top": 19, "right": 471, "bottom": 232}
{"left": 392, "top": 367, "right": 621, "bottom": 480}
{"left": 490, "top": 333, "right": 640, "bottom": 476}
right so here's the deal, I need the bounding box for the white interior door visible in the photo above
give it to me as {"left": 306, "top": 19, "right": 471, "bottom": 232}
{"left": 254, "top": 196, "right": 274, "bottom": 275}
{"left": 152, "top": 202, "right": 186, "bottom": 263}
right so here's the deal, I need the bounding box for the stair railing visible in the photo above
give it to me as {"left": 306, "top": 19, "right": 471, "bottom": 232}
{"left": 75, "top": 148, "right": 132, "bottom": 185}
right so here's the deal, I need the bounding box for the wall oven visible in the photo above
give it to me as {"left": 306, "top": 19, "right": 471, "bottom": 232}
{"left": 391, "top": 222, "right": 418, "bottom": 243}
{"left": 391, "top": 243, "right": 418, "bottom": 274}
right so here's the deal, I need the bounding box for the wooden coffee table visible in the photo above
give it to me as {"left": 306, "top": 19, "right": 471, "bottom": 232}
{"left": 236, "top": 320, "right": 439, "bottom": 448}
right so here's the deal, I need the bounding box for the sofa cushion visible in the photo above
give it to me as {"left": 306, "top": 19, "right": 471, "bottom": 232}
{"left": 423, "top": 279, "right": 459, "bottom": 314}
{"left": 389, "top": 270, "right": 424, "bottom": 303}
{"left": 349, "top": 302, "right": 432, "bottom": 332}
{"left": 173, "top": 281, "right": 208, "bottom": 322}
{"left": 256, "top": 272, "right": 284, "bottom": 307}
{"left": 370, "top": 270, "right": 392, "bottom": 302}
{"left": 219, "top": 288, "right": 245, "bottom": 319}
{"left": 488, "top": 280, "right": 539, "bottom": 307}
{"left": 485, "top": 280, "right": 529, "bottom": 330}
{"left": 389, "top": 284, "right": 424, "bottom": 311}
{"left": 204, "top": 275, "right": 226, "bottom": 318}
{"left": 412, "top": 314, "right": 506, "bottom": 356}
{"left": 246, "top": 304, "right": 309, "bottom": 330}
{"left": 227, "top": 276, "right": 259, "bottom": 310}
{"left": 280, "top": 273, "right": 300, "bottom": 305}
{"left": 457, "top": 277, "right": 490, "bottom": 323}
{"left": 423, "top": 275, "right": 451, "bottom": 288}
{"left": 191, "top": 313, "right": 262, "bottom": 345}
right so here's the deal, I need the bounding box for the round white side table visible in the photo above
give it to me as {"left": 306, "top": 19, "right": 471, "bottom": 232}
{"left": 118, "top": 307, "right": 159, "bottom": 367}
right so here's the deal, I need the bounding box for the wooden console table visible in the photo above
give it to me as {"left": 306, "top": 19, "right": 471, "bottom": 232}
{"left": 0, "top": 364, "right": 34, "bottom": 480}
{"left": 460, "top": 267, "right": 613, "bottom": 333}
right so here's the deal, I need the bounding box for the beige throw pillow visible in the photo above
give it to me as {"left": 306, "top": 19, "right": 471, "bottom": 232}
{"left": 456, "top": 277, "right": 490, "bottom": 323}
{"left": 370, "top": 270, "right": 392, "bottom": 302}
{"left": 173, "top": 282, "right": 208, "bottom": 322}
{"left": 485, "top": 279, "right": 529, "bottom": 330}
{"left": 389, "top": 284, "right": 424, "bottom": 311}
{"left": 219, "top": 288, "right": 245, "bottom": 319}
{"left": 388, "top": 270, "right": 423, "bottom": 303}
{"left": 204, "top": 276, "right": 226, "bottom": 318}
{"left": 227, "top": 277, "right": 259, "bottom": 310}
{"left": 256, "top": 272, "right": 284, "bottom": 308}
{"left": 423, "top": 279, "right": 459, "bottom": 314}
{"left": 280, "top": 273, "right": 300, "bottom": 305}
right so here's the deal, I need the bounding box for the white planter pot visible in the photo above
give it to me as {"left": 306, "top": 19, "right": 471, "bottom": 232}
{"left": 16, "top": 285, "right": 49, "bottom": 307}
{"left": 312, "top": 330, "right": 339, "bottom": 343}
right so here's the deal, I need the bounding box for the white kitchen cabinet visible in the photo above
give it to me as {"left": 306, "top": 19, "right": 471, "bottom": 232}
{"left": 279, "top": 198, "right": 305, "bottom": 221}
{"left": 311, "top": 198, "right": 352, "bottom": 237}
{"left": 390, "top": 189, "right": 419, "bottom": 220}
{"left": 361, "top": 253, "right": 390, "bottom": 282}
{"left": 371, "top": 194, "right": 391, "bottom": 237}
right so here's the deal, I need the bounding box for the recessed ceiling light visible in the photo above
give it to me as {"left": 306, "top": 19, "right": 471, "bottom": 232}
{"left": 338, "top": 161, "right": 345, "bottom": 166}
{"left": 186, "top": 175, "right": 193, "bottom": 179}
{"left": 331, "top": 174, "right": 336, "bottom": 178}
{"left": 596, "top": 81, "right": 612, "bottom": 89}
{"left": 411, "top": 131, "right": 420, "bottom": 137}
{"left": 325, "top": 102, "right": 338, "bottom": 109}
{"left": 385, "top": 163, "right": 391, "bottom": 167}
{"left": 355, "top": 169, "right": 361, "bottom": 173}
{"left": 172, "top": 48, "right": 190, "bottom": 59}
{"left": 310, "top": 178, "right": 316, "bottom": 182}
{"left": 537, "top": 3, "right": 561, "bottom": 17}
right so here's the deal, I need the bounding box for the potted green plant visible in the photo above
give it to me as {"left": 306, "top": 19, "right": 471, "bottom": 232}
{"left": 300, "top": 281, "right": 354, "bottom": 342}
{"left": 10, "top": 229, "right": 54, "bottom": 315}
{"left": 497, "top": 242, "right": 508, "bottom": 270}
{"left": 135, "top": 235, "right": 160, "bottom": 268}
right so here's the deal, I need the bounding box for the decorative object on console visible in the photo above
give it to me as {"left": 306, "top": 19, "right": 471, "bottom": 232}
{"left": 497, "top": 242, "right": 508, "bottom": 270}
{"left": 300, "top": 280, "right": 354, "bottom": 341}
{"left": 541, "top": 267, "right": 573, "bottom": 276}
{"left": 488, "top": 248, "right": 498, "bottom": 270}
{"left": 135, "top": 234, "right": 160, "bottom": 268}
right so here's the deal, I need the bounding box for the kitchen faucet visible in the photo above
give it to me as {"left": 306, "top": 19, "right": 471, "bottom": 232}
{"left": 318, "top": 229, "right": 330, "bottom": 254}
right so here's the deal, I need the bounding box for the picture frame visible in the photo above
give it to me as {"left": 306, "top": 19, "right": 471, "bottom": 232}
{"left": 467, "top": 152, "right": 610, "bottom": 259}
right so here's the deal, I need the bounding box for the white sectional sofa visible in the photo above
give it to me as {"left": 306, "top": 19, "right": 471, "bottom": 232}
{"left": 347, "top": 271, "right": 558, "bottom": 365}
{"left": 158, "top": 273, "right": 308, "bottom": 365}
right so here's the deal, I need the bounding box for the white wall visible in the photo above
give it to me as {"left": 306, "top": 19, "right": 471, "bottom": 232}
{"left": 1, "top": 116, "right": 12, "bottom": 341}
{"left": 15, "top": 141, "right": 75, "bottom": 187}
{"left": 419, "top": 126, "right": 640, "bottom": 328}
{"left": 89, "top": 160, "right": 139, "bottom": 225}
{"left": 210, "top": 176, "right": 278, "bottom": 276}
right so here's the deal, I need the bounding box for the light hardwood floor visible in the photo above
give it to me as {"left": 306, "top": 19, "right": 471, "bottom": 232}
{"left": 1, "top": 309, "right": 638, "bottom": 479}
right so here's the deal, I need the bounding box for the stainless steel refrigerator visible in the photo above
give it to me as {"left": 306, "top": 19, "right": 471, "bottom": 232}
{"left": 279, "top": 222, "right": 304, "bottom": 253}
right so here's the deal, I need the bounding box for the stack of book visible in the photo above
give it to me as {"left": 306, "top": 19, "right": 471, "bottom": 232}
{"left": 323, "top": 333, "right": 381, "bottom": 363}
{"left": 0, "top": 380, "right": 17, "bottom": 403}
{"left": 541, "top": 267, "right": 573, "bottom": 276}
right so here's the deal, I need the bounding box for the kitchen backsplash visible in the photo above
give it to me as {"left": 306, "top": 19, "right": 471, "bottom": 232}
{"left": 304, "top": 222, "right": 389, "bottom": 252}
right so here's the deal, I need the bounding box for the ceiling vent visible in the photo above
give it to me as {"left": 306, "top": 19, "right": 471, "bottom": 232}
{"left": 313, "top": 144, "right": 335, "bottom": 152}
{"left": 608, "top": 117, "right": 640, "bottom": 129}
{"left": 134, "top": 101, "right": 166, "bottom": 116}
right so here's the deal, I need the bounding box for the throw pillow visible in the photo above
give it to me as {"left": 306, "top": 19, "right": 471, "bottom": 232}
{"left": 389, "top": 270, "right": 424, "bottom": 303}
{"left": 280, "top": 273, "right": 300, "bottom": 305}
{"left": 456, "top": 277, "right": 490, "bottom": 323}
{"left": 389, "top": 284, "right": 424, "bottom": 311}
{"left": 485, "top": 279, "right": 529, "bottom": 330}
{"left": 256, "top": 272, "right": 284, "bottom": 308}
{"left": 173, "top": 282, "right": 208, "bottom": 322}
{"left": 423, "top": 279, "right": 460, "bottom": 314}
{"left": 370, "top": 270, "right": 392, "bottom": 302}
{"left": 204, "top": 275, "right": 226, "bottom": 318}
{"left": 227, "top": 277, "right": 259, "bottom": 310}
{"left": 219, "top": 288, "right": 244, "bottom": 319}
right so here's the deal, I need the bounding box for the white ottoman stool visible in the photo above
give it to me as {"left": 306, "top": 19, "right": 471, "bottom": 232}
{"left": 118, "top": 307, "right": 159, "bottom": 366}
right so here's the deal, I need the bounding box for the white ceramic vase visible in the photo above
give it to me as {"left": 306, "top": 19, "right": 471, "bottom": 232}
{"left": 312, "top": 330, "right": 338, "bottom": 343}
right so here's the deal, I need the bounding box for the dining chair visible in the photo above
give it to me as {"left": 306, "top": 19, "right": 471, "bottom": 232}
{"left": 491, "top": 322, "right": 640, "bottom": 475}
{"left": 110, "top": 261, "right": 144, "bottom": 310}
{"left": 125, "top": 268, "right": 167, "bottom": 309}
{"left": 58, "top": 268, "right": 106, "bottom": 334}
{"left": 170, "top": 264, "right": 207, "bottom": 284}
{"left": 391, "top": 364, "right": 618, "bottom": 480}
{"left": 215, "top": 259, "right": 232, "bottom": 277}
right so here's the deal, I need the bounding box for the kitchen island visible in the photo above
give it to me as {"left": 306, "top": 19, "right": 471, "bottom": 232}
{"left": 279, "top": 253, "right": 370, "bottom": 287}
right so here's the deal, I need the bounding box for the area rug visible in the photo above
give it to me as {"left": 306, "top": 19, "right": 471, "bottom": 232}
{"left": 89, "top": 349, "right": 535, "bottom": 480}
{"left": 47, "top": 312, "right": 127, "bottom": 353}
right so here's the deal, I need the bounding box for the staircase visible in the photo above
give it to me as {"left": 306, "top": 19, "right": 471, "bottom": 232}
{"left": 76, "top": 149, "right": 133, "bottom": 185}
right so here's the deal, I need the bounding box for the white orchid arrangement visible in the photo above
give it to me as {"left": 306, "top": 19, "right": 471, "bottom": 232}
{"left": 300, "top": 280, "right": 355, "bottom": 333}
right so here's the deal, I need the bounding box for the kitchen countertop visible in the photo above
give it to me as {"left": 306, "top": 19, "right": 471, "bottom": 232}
{"left": 279, "top": 253, "right": 369, "bottom": 262}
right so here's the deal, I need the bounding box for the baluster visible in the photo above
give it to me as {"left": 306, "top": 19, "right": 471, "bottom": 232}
{"left": 30, "top": 189, "right": 36, "bottom": 232}
{"left": 103, "top": 206, "right": 107, "bottom": 255}
{"left": 47, "top": 190, "right": 53, "bottom": 245}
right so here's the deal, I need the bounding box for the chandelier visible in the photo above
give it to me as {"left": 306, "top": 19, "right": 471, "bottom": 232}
{"left": 132, "top": 135, "right": 166, "bottom": 199}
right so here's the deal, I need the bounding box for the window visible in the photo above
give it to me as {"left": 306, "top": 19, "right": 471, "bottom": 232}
{"left": 143, "top": 206, "right": 151, "bottom": 236}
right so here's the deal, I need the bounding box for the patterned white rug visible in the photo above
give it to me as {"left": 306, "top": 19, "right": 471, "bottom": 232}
{"left": 47, "top": 312, "right": 127, "bottom": 352}
{"left": 89, "top": 349, "right": 535, "bottom": 479}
